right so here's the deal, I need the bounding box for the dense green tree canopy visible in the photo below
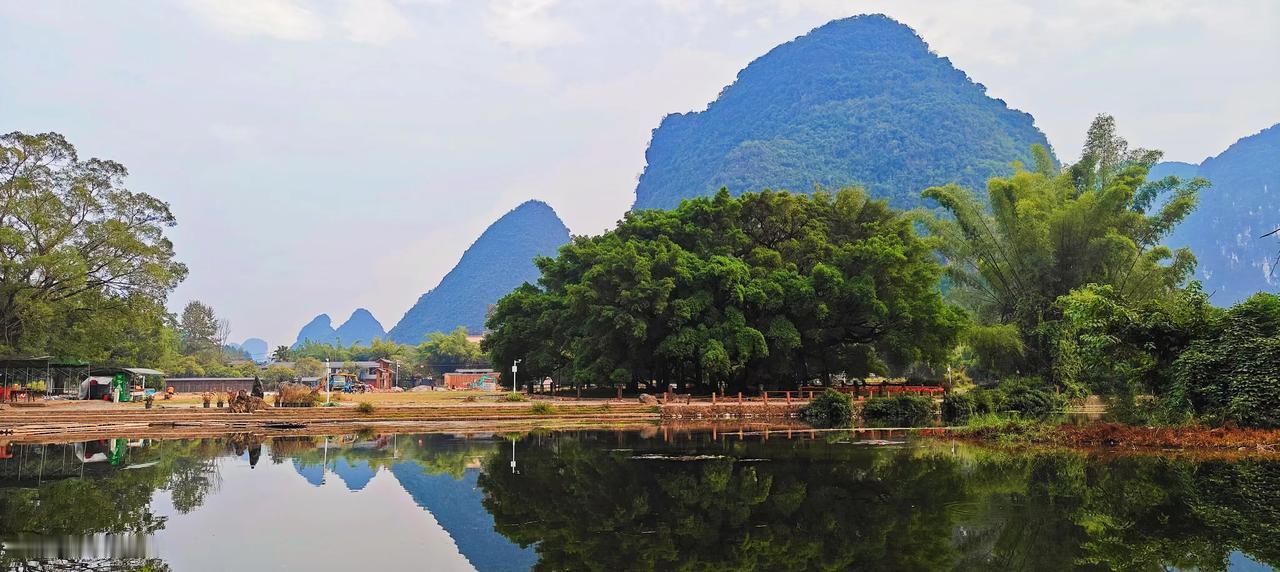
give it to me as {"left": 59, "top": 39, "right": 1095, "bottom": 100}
{"left": 0, "top": 131, "right": 186, "bottom": 363}
{"left": 485, "top": 188, "right": 965, "bottom": 392}
{"left": 178, "top": 300, "right": 220, "bottom": 354}
{"left": 922, "top": 115, "right": 1206, "bottom": 384}
{"left": 412, "top": 327, "right": 487, "bottom": 373}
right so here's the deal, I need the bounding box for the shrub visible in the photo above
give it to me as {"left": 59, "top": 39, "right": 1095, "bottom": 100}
{"left": 942, "top": 391, "right": 980, "bottom": 423}
{"left": 799, "top": 390, "right": 854, "bottom": 428}
{"left": 530, "top": 402, "right": 556, "bottom": 415}
{"left": 999, "top": 377, "right": 1062, "bottom": 419}
{"left": 861, "top": 394, "right": 935, "bottom": 427}
{"left": 501, "top": 392, "right": 528, "bottom": 402}
{"left": 1170, "top": 293, "right": 1280, "bottom": 427}
{"left": 355, "top": 402, "right": 375, "bottom": 414}
{"left": 277, "top": 383, "right": 320, "bottom": 407}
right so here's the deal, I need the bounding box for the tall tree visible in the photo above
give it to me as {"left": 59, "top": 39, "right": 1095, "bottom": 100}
{"left": 178, "top": 300, "right": 219, "bottom": 354}
{"left": 0, "top": 131, "right": 187, "bottom": 360}
{"left": 485, "top": 188, "right": 964, "bottom": 392}
{"left": 271, "top": 345, "right": 292, "bottom": 362}
{"left": 921, "top": 114, "right": 1206, "bottom": 384}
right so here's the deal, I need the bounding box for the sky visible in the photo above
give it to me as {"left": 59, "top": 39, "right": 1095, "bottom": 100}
{"left": 2, "top": 0, "right": 1277, "bottom": 348}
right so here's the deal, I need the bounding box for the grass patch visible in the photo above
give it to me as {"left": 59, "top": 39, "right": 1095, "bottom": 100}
{"left": 502, "top": 392, "right": 529, "bottom": 403}
{"left": 530, "top": 402, "right": 556, "bottom": 415}
{"left": 355, "top": 402, "right": 375, "bottom": 414}
{"left": 955, "top": 413, "right": 1057, "bottom": 445}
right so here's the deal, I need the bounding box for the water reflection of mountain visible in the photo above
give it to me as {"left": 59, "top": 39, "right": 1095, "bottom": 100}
{"left": 284, "top": 436, "right": 536, "bottom": 572}
{"left": 332, "top": 458, "right": 376, "bottom": 491}
{"left": 292, "top": 459, "right": 324, "bottom": 487}
{"left": 391, "top": 464, "right": 537, "bottom": 572}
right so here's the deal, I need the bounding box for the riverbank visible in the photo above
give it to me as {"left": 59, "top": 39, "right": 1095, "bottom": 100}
{"left": 0, "top": 396, "right": 805, "bottom": 442}
{"left": 953, "top": 420, "right": 1280, "bottom": 456}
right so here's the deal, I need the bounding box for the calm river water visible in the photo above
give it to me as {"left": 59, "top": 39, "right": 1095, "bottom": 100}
{"left": 0, "top": 429, "right": 1275, "bottom": 571}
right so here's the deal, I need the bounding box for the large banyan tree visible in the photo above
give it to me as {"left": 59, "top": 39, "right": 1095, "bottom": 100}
{"left": 483, "top": 188, "right": 965, "bottom": 393}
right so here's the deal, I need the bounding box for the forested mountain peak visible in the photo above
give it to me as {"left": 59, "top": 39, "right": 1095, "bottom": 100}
{"left": 335, "top": 308, "right": 386, "bottom": 346}
{"left": 633, "top": 13, "right": 1053, "bottom": 211}
{"left": 1164, "top": 122, "right": 1280, "bottom": 303}
{"left": 292, "top": 313, "right": 338, "bottom": 348}
{"left": 387, "top": 200, "right": 571, "bottom": 344}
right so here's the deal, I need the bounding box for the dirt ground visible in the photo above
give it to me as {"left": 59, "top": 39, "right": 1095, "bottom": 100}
{"left": 23, "top": 389, "right": 536, "bottom": 411}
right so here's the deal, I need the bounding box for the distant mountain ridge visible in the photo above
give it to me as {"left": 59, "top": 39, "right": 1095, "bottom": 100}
{"left": 291, "top": 308, "right": 387, "bottom": 348}
{"left": 388, "top": 200, "right": 570, "bottom": 344}
{"left": 633, "top": 14, "right": 1053, "bottom": 211}
{"left": 1161, "top": 123, "right": 1280, "bottom": 303}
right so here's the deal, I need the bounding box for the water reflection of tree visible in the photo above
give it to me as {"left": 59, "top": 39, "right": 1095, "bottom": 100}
{"left": 0, "top": 439, "right": 225, "bottom": 536}
{"left": 477, "top": 433, "right": 1280, "bottom": 571}
{"left": 283, "top": 434, "right": 498, "bottom": 479}
{"left": 478, "top": 434, "right": 966, "bottom": 570}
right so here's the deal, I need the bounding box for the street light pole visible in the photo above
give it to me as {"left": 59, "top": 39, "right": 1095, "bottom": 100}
{"left": 512, "top": 359, "right": 521, "bottom": 393}
{"left": 324, "top": 358, "right": 331, "bottom": 405}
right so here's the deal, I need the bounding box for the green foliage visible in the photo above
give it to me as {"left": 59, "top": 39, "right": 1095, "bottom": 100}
{"left": 956, "top": 323, "right": 1025, "bottom": 379}
{"left": 799, "top": 389, "right": 854, "bottom": 427}
{"left": 1170, "top": 293, "right": 1280, "bottom": 427}
{"left": 486, "top": 188, "right": 965, "bottom": 392}
{"left": 530, "top": 402, "right": 556, "bottom": 415}
{"left": 272, "top": 345, "right": 292, "bottom": 361}
{"left": 922, "top": 115, "right": 1205, "bottom": 383}
{"left": 412, "top": 327, "right": 487, "bottom": 376}
{"left": 860, "top": 394, "right": 935, "bottom": 427}
{"left": 261, "top": 364, "right": 297, "bottom": 387}
{"left": 501, "top": 392, "right": 528, "bottom": 403}
{"left": 633, "top": 15, "right": 1052, "bottom": 212}
{"left": 179, "top": 301, "right": 221, "bottom": 354}
{"left": 0, "top": 131, "right": 187, "bottom": 364}
{"left": 998, "top": 377, "right": 1063, "bottom": 419}
{"left": 355, "top": 401, "right": 375, "bottom": 414}
{"left": 293, "top": 357, "right": 325, "bottom": 378}
{"left": 1055, "top": 283, "right": 1218, "bottom": 419}
{"left": 941, "top": 388, "right": 1001, "bottom": 423}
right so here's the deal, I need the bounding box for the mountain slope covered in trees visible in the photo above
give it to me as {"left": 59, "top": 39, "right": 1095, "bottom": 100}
{"left": 1161, "top": 123, "right": 1279, "bottom": 303}
{"left": 292, "top": 308, "right": 388, "bottom": 348}
{"left": 334, "top": 308, "right": 386, "bottom": 346}
{"left": 388, "top": 201, "right": 571, "bottom": 343}
{"left": 292, "top": 314, "right": 338, "bottom": 348}
{"left": 632, "top": 14, "right": 1053, "bottom": 211}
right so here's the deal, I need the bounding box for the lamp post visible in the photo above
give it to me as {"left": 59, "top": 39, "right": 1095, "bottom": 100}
{"left": 324, "top": 358, "right": 331, "bottom": 405}
{"left": 511, "top": 359, "right": 522, "bottom": 393}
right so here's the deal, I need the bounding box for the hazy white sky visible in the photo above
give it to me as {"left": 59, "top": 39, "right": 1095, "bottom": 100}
{"left": 2, "top": 1, "right": 1277, "bottom": 347}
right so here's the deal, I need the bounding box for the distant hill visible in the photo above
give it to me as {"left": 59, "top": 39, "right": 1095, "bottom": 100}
{"left": 240, "top": 338, "right": 269, "bottom": 362}
{"left": 1162, "top": 123, "right": 1280, "bottom": 304}
{"left": 291, "top": 313, "right": 338, "bottom": 348}
{"left": 335, "top": 308, "right": 386, "bottom": 346}
{"left": 632, "top": 14, "right": 1053, "bottom": 211}
{"left": 291, "top": 308, "right": 388, "bottom": 348}
{"left": 388, "top": 200, "right": 570, "bottom": 344}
